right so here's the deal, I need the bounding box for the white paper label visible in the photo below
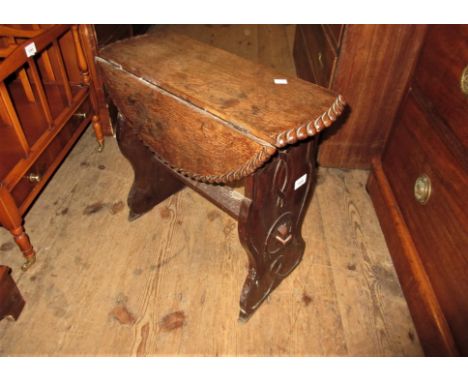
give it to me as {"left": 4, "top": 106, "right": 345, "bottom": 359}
{"left": 294, "top": 174, "right": 307, "bottom": 190}
{"left": 24, "top": 42, "right": 37, "bottom": 57}
{"left": 273, "top": 78, "right": 288, "bottom": 85}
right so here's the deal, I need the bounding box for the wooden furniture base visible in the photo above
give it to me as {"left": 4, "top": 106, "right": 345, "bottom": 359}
{"left": 0, "top": 266, "right": 25, "bottom": 321}
{"left": 116, "top": 114, "right": 319, "bottom": 320}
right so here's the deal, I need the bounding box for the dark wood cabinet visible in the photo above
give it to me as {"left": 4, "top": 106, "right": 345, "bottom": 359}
{"left": 294, "top": 24, "right": 427, "bottom": 168}
{"left": 367, "top": 25, "right": 468, "bottom": 356}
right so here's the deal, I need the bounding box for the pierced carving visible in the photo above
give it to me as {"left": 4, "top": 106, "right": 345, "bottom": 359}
{"left": 265, "top": 212, "right": 294, "bottom": 255}
{"left": 272, "top": 157, "right": 288, "bottom": 208}
{"left": 275, "top": 94, "right": 346, "bottom": 148}
{"left": 238, "top": 138, "right": 318, "bottom": 321}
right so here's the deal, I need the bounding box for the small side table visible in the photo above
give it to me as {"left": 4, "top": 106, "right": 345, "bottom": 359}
{"left": 97, "top": 31, "right": 346, "bottom": 320}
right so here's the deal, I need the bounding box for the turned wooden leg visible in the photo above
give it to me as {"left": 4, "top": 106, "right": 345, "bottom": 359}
{"left": 238, "top": 138, "right": 318, "bottom": 321}
{"left": 116, "top": 113, "right": 185, "bottom": 221}
{"left": 0, "top": 185, "right": 36, "bottom": 271}
{"left": 92, "top": 115, "right": 105, "bottom": 152}
{"left": 71, "top": 25, "right": 105, "bottom": 152}
{"left": 0, "top": 266, "right": 25, "bottom": 321}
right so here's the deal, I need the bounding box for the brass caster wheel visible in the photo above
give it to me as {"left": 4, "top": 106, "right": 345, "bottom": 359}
{"left": 21, "top": 254, "right": 36, "bottom": 272}
{"left": 96, "top": 142, "right": 104, "bottom": 153}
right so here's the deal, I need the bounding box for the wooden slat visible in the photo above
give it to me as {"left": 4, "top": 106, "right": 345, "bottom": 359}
{"left": 27, "top": 57, "right": 53, "bottom": 126}
{"left": 0, "top": 24, "right": 69, "bottom": 82}
{"left": 0, "top": 93, "right": 10, "bottom": 124}
{"left": 0, "top": 26, "right": 41, "bottom": 39}
{"left": 0, "top": 36, "right": 36, "bottom": 102}
{"left": 31, "top": 24, "right": 56, "bottom": 82}
{"left": 0, "top": 45, "right": 16, "bottom": 57}
{"left": 17, "top": 68, "right": 35, "bottom": 102}
{"left": 0, "top": 82, "right": 29, "bottom": 154}
{"left": 51, "top": 40, "right": 73, "bottom": 105}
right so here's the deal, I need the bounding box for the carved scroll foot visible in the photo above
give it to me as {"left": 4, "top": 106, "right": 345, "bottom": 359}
{"left": 116, "top": 114, "right": 185, "bottom": 220}
{"left": 239, "top": 238, "right": 305, "bottom": 321}
{"left": 238, "top": 139, "right": 318, "bottom": 321}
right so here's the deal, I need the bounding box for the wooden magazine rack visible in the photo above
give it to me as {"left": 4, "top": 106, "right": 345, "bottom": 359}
{"left": 0, "top": 25, "right": 104, "bottom": 270}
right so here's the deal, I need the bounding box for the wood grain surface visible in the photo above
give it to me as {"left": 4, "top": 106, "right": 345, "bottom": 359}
{"left": 98, "top": 30, "right": 342, "bottom": 147}
{"left": 367, "top": 159, "right": 459, "bottom": 356}
{"left": 294, "top": 24, "right": 427, "bottom": 168}
{"left": 413, "top": 25, "right": 468, "bottom": 148}
{"left": 99, "top": 61, "right": 275, "bottom": 183}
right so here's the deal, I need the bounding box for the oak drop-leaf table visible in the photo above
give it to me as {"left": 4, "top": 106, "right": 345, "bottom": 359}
{"left": 97, "top": 31, "right": 346, "bottom": 321}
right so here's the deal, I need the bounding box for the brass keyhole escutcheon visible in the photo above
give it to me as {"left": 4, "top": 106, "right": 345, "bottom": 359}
{"left": 414, "top": 174, "right": 432, "bottom": 205}
{"left": 461, "top": 65, "right": 468, "bottom": 96}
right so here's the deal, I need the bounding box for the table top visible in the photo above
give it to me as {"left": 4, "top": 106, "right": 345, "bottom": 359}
{"left": 97, "top": 31, "right": 345, "bottom": 183}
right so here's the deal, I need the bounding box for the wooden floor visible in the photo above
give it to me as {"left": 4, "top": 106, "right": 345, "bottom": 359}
{"left": 0, "top": 25, "right": 422, "bottom": 356}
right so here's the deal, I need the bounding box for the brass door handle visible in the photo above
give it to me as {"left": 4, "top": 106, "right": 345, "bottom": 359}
{"left": 26, "top": 172, "right": 42, "bottom": 183}
{"left": 414, "top": 174, "right": 432, "bottom": 205}
{"left": 461, "top": 65, "right": 468, "bottom": 96}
